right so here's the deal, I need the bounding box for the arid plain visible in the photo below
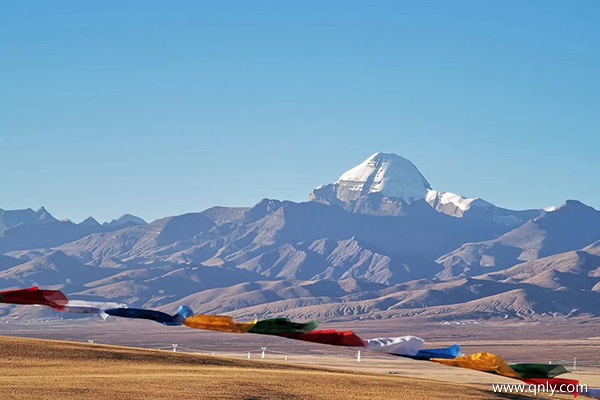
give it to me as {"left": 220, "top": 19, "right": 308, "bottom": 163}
{"left": 1, "top": 317, "right": 598, "bottom": 399}
{"left": 0, "top": 336, "right": 540, "bottom": 400}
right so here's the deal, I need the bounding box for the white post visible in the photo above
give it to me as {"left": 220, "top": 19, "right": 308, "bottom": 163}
{"left": 573, "top": 357, "right": 577, "bottom": 371}
{"left": 172, "top": 344, "right": 178, "bottom": 352}
{"left": 247, "top": 352, "right": 251, "bottom": 359}
{"left": 212, "top": 352, "right": 215, "bottom": 356}
{"left": 357, "top": 350, "right": 361, "bottom": 363}
{"left": 284, "top": 355, "right": 288, "bottom": 361}
{"left": 261, "top": 347, "right": 267, "bottom": 359}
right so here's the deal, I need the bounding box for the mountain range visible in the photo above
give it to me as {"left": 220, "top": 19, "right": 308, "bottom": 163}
{"left": 1, "top": 152, "right": 598, "bottom": 322}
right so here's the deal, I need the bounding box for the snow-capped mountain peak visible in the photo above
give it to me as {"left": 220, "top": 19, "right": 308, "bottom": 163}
{"left": 310, "top": 152, "right": 542, "bottom": 225}
{"left": 335, "top": 152, "right": 431, "bottom": 203}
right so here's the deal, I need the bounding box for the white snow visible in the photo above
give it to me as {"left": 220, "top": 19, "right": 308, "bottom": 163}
{"left": 311, "top": 152, "right": 530, "bottom": 221}
{"left": 426, "top": 189, "right": 492, "bottom": 211}
{"left": 337, "top": 152, "right": 431, "bottom": 201}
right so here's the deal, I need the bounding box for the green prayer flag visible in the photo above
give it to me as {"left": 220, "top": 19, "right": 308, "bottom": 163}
{"left": 249, "top": 318, "right": 319, "bottom": 335}
{"left": 509, "top": 363, "right": 570, "bottom": 379}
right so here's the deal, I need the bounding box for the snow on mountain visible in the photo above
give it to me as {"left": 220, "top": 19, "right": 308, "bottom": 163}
{"left": 335, "top": 152, "right": 431, "bottom": 202}
{"left": 310, "top": 152, "right": 482, "bottom": 210}
{"left": 310, "top": 152, "right": 432, "bottom": 215}
{"left": 1, "top": 154, "right": 597, "bottom": 322}
{"left": 436, "top": 200, "right": 600, "bottom": 278}
{"left": 425, "top": 190, "right": 493, "bottom": 212}
{"left": 311, "top": 152, "right": 541, "bottom": 224}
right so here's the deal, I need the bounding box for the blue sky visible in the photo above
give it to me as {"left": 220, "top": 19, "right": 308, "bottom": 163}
{"left": 1, "top": 1, "right": 599, "bottom": 222}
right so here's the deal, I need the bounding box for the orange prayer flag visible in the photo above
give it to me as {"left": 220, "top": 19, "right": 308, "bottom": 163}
{"left": 432, "top": 352, "right": 520, "bottom": 379}
{"left": 184, "top": 314, "right": 256, "bottom": 333}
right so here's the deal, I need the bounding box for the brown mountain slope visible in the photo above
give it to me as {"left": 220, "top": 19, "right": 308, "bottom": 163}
{"left": 437, "top": 201, "right": 600, "bottom": 278}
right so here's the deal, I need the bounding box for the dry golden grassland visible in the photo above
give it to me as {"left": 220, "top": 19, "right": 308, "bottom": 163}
{"left": 0, "top": 336, "right": 547, "bottom": 400}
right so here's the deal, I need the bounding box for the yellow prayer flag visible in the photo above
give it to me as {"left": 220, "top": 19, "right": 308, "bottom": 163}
{"left": 184, "top": 315, "right": 257, "bottom": 333}
{"left": 432, "top": 352, "right": 520, "bottom": 379}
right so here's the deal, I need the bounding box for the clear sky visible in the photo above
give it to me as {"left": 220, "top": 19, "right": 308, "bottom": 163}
{"left": 1, "top": 1, "right": 599, "bottom": 223}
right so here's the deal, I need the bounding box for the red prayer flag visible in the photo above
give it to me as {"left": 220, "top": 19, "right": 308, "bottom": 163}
{"left": 522, "top": 378, "right": 580, "bottom": 398}
{"left": 0, "top": 286, "right": 68, "bottom": 310}
{"left": 281, "top": 329, "right": 365, "bottom": 347}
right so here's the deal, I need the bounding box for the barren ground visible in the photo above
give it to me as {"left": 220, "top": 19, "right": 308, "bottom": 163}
{"left": 0, "top": 336, "right": 543, "bottom": 400}
{"left": 0, "top": 318, "right": 598, "bottom": 399}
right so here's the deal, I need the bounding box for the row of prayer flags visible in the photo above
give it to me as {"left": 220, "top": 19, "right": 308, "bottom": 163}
{"left": 1, "top": 286, "right": 594, "bottom": 398}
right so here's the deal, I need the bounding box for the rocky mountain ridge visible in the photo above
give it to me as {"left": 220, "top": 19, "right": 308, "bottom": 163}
{"left": 1, "top": 153, "right": 598, "bottom": 322}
